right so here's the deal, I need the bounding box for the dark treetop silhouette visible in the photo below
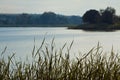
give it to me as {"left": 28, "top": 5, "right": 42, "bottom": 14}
{"left": 69, "top": 7, "right": 120, "bottom": 31}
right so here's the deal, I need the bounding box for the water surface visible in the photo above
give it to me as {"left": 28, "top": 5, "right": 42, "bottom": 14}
{"left": 0, "top": 27, "right": 120, "bottom": 60}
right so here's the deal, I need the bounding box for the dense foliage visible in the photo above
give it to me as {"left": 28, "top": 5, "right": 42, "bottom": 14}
{"left": 100, "top": 7, "right": 116, "bottom": 24}
{"left": 0, "top": 39, "right": 120, "bottom": 80}
{"left": 0, "top": 12, "right": 82, "bottom": 26}
{"left": 82, "top": 10, "right": 101, "bottom": 24}
{"left": 82, "top": 7, "right": 120, "bottom": 24}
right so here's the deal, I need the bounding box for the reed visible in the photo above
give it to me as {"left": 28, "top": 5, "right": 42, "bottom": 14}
{"left": 0, "top": 39, "right": 120, "bottom": 80}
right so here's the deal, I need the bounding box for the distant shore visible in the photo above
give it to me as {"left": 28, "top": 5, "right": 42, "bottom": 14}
{"left": 68, "top": 23, "right": 120, "bottom": 31}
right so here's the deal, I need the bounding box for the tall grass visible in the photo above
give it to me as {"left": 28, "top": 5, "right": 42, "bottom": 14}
{"left": 0, "top": 39, "right": 120, "bottom": 80}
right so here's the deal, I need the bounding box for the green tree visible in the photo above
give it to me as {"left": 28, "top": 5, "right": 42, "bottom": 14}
{"left": 100, "top": 7, "right": 116, "bottom": 24}
{"left": 82, "top": 9, "right": 101, "bottom": 24}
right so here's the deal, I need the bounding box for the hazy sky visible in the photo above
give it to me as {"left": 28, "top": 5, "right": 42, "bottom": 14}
{"left": 0, "top": 0, "right": 120, "bottom": 16}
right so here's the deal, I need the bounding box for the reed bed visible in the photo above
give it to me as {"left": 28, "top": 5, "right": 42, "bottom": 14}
{"left": 0, "top": 38, "right": 120, "bottom": 80}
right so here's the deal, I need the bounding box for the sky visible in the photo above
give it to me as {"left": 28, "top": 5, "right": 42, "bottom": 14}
{"left": 0, "top": 0, "right": 120, "bottom": 16}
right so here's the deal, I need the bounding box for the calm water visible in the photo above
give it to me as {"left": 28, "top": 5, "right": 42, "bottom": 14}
{"left": 0, "top": 27, "right": 120, "bottom": 60}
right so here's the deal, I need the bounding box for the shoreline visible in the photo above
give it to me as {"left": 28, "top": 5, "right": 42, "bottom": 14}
{"left": 68, "top": 23, "right": 120, "bottom": 31}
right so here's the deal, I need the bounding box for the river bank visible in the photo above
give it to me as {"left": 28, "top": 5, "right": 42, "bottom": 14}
{"left": 68, "top": 23, "right": 120, "bottom": 31}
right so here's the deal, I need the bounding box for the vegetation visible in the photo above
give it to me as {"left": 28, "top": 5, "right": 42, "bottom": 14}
{"left": 69, "top": 7, "right": 120, "bottom": 31}
{"left": 0, "top": 12, "right": 82, "bottom": 27}
{"left": 82, "top": 10, "right": 101, "bottom": 24}
{"left": 82, "top": 7, "right": 117, "bottom": 24}
{"left": 0, "top": 39, "right": 120, "bottom": 80}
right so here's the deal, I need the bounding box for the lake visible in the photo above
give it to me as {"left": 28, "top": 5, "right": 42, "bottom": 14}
{"left": 0, "top": 27, "right": 120, "bottom": 60}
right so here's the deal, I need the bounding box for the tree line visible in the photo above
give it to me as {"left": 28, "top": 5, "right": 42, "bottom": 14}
{"left": 82, "top": 7, "right": 120, "bottom": 24}
{"left": 0, "top": 12, "right": 82, "bottom": 26}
